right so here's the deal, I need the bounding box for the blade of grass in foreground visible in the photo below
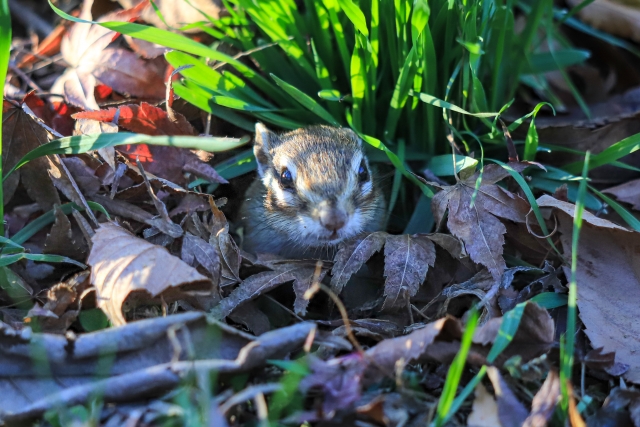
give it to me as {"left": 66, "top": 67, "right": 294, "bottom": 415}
{"left": 433, "top": 309, "right": 479, "bottom": 427}
{"left": 434, "top": 302, "right": 531, "bottom": 426}
{"left": 564, "top": 131, "right": 640, "bottom": 174}
{"left": 11, "top": 202, "right": 109, "bottom": 245}
{"left": 560, "top": 151, "right": 589, "bottom": 415}
{"left": 4, "top": 133, "right": 250, "bottom": 180}
{"left": 0, "top": 0, "right": 11, "bottom": 237}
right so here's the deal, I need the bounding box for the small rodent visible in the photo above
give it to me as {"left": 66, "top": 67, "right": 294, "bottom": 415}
{"left": 239, "top": 123, "right": 386, "bottom": 259}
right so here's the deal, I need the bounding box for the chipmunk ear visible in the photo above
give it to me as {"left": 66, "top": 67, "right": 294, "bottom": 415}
{"left": 254, "top": 123, "right": 278, "bottom": 177}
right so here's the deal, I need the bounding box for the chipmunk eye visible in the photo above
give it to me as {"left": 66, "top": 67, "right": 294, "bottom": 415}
{"left": 280, "top": 168, "right": 294, "bottom": 188}
{"left": 358, "top": 160, "right": 369, "bottom": 183}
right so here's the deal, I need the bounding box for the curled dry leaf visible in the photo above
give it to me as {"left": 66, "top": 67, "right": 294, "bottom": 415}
{"left": 431, "top": 164, "right": 530, "bottom": 281}
{"left": 537, "top": 195, "right": 640, "bottom": 383}
{"left": 87, "top": 223, "right": 212, "bottom": 325}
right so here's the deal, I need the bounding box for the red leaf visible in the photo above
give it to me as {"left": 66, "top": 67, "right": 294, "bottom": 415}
{"left": 73, "top": 102, "right": 196, "bottom": 136}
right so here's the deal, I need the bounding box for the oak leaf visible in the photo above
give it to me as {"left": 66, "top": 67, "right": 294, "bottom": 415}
{"left": 431, "top": 164, "right": 529, "bottom": 281}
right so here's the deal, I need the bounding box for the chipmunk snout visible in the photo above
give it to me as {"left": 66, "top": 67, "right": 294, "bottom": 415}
{"left": 319, "top": 207, "right": 347, "bottom": 232}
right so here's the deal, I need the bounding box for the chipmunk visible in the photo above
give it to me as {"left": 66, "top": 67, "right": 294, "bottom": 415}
{"left": 239, "top": 123, "right": 386, "bottom": 259}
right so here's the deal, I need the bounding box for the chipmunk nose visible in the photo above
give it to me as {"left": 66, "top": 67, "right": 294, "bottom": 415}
{"left": 319, "top": 208, "right": 347, "bottom": 232}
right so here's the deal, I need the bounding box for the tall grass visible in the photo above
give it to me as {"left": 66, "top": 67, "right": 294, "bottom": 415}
{"left": 0, "top": 0, "right": 11, "bottom": 237}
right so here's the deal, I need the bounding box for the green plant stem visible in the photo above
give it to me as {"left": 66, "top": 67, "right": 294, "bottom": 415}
{"left": 0, "top": 0, "right": 11, "bottom": 237}
{"left": 560, "top": 151, "right": 589, "bottom": 414}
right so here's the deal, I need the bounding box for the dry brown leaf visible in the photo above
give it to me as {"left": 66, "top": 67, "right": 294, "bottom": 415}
{"left": 117, "top": 0, "right": 221, "bottom": 31}
{"left": 43, "top": 204, "right": 87, "bottom": 260}
{"left": 523, "top": 370, "right": 560, "bottom": 427}
{"left": 2, "top": 100, "right": 61, "bottom": 210}
{"left": 431, "top": 164, "right": 529, "bottom": 281}
{"left": 382, "top": 234, "right": 436, "bottom": 310}
{"left": 87, "top": 223, "right": 212, "bottom": 325}
{"left": 211, "top": 263, "right": 326, "bottom": 319}
{"left": 331, "top": 231, "right": 387, "bottom": 294}
{"left": 181, "top": 232, "right": 221, "bottom": 286}
{"left": 604, "top": 178, "right": 640, "bottom": 210}
{"left": 568, "top": 0, "right": 640, "bottom": 43}
{"left": 52, "top": 1, "right": 164, "bottom": 110}
{"left": 487, "top": 366, "right": 528, "bottom": 427}
{"left": 537, "top": 195, "right": 640, "bottom": 383}
{"left": 331, "top": 232, "right": 455, "bottom": 309}
{"left": 467, "top": 383, "right": 501, "bottom": 427}
{"left": 209, "top": 203, "right": 241, "bottom": 287}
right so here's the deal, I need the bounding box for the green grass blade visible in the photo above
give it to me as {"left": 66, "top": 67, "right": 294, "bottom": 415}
{"left": 564, "top": 132, "right": 640, "bottom": 174}
{"left": 560, "top": 152, "right": 589, "bottom": 414}
{"left": 4, "top": 133, "right": 249, "bottom": 180}
{"left": 0, "top": 0, "right": 10, "bottom": 237}
{"left": 530, "top": 292, "right": 568, "bottom": 309}
{"left": 385, "top": 47, "right": 417, "bottom": 139}
{"left": 172, "top": 82, "right": 256, "bottom": 131}
{"left": 11, "top": 202, "right": 109, "bottom": 245}
{"left": 523, "top": 49, "right": 590, "bottom": 74}
{"left": 270, "top": 74, "right": 339, "bottom": 125}
{"left": 416, "top": 93, "right": 499, "bottom": 117}
{"left": 433, "top": 309, "right": 479, "bottom": 427}
{"left": 437, "top": 302, "right": 534, "bottom": 425}
{"left": 590, "top": 186, "right": 640, "bottom": 231}
{"left": 337, "top": 0, "right": 368, "bottom": 36}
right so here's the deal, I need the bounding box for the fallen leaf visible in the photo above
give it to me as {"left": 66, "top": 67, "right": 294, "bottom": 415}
{"left": 523, "top": 370, "right": 561, "bottom": 427}
{"left": 604, "top": 178, "right": 640, "bottom": 210}
{"left": 331, "top": 232, "right": 456, "bottom": 307}
{"left": 43, "top": 204, "right": 87, "bottom": 260}
{"left": 467, "top": 383, "right": 501, "bottom": 427}
{"left": 51, "top": 1, "right": 164, "bottom": 110}
{"left": 0, "top": 312, "right": 316, "bottom": 424}
{"left": 87, "top": 223, "right": 212, "bottom": 325}
{"left": 2, "top": 99, "right": 61, "bottom": 210}
{"left": 537, "top": 195, "right": 640, "bottom": 383}
{"left": 74, "top": 103, "right": 227, "bottom": 186}
{"left": 431, "top": 164, "right": 530, "bottom": 281}
{"left": 117, "top": 0, "right": 221, "bottom": 31}
{"left": 487, "top": 366, "right": 528, "bottom": 427}
{"left": 568, "top": 0, "right": 640, "bottom": 43}
{"left": 181, "top": 232, "right": 221, "bottom": 286}
{"left": 331, "top": 231, "right": 387, "bottom": 295}
{"left": 211, "top": 263, "right": 326, "bottom": 319}
{"left": 382, "top": 234, "right": 436, "bottom": 310}
{"left": 73, "top": 102, "right": 196, "bottom": 135}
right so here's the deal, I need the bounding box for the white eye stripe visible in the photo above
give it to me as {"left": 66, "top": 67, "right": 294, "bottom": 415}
{"left": 361, "top": 181, "right": 373, "bottom": 195}
{"left": 351, "top": 153, "right": 364, "bottom": 173}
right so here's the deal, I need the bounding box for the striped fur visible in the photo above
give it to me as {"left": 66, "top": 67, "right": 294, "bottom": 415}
{"left": 239, "top": 124, "right": 386, "bottom": 259}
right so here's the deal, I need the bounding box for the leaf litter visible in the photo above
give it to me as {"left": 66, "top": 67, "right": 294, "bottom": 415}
{"left": 5, "top": 1, "right": 640, "bottom": 425}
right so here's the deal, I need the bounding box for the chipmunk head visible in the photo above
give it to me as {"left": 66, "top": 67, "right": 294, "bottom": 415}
{"left": 253, "top": 123, "right": 384, "bottom": 250}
